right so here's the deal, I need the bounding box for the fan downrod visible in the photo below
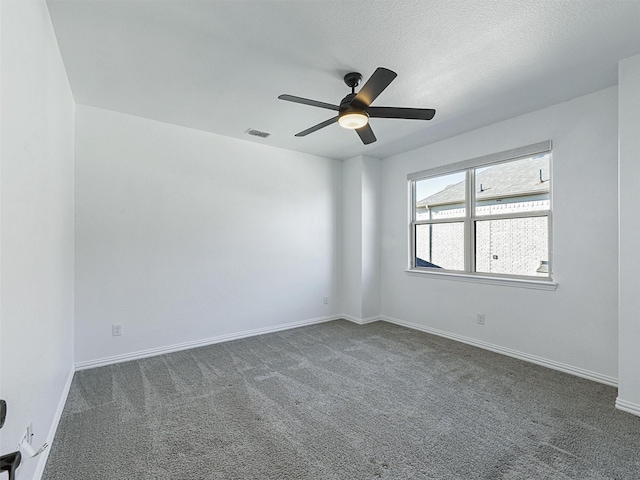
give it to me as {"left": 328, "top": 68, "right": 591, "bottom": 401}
{"left": 343, "top": 72, "right": 362, "bottom": 92}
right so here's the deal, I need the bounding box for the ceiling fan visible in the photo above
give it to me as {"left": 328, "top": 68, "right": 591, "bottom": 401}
{"left": 278, "top": 67, "right": 436, "bottom": 145}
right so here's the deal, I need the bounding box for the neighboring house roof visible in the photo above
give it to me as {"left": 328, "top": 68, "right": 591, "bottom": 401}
{"left": 417, "top": 156, "right": 550, "bottom": 207}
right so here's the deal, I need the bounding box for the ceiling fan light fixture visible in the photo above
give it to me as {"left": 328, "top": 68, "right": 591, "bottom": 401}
{"left": 338, "top": 111, "right": 369, "bottom": 129}
{"left": 279, "top": 67, "right": 435, "bottom": 144}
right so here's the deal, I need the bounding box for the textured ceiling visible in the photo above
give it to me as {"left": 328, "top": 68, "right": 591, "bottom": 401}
{"left": 46, "top": 0, "right": 640, "bottom": 160}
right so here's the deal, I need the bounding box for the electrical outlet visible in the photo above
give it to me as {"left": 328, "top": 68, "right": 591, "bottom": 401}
{"left": 477, "top": 314, "right": 485, "bottom": 325}
{"left": 112, "top": 324, "right": 123, "bottom": 336}
{"left": 323, "top": 297, "right": 329, "bottom": 305}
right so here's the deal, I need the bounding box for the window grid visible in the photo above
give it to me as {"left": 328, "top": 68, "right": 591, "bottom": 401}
{"left": 410, "top": 148, "right": 552, "bottom": 281}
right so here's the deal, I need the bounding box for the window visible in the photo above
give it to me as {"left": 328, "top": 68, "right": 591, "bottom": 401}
{"left": 409, "top": 142, "right": 552, "bottom": 282}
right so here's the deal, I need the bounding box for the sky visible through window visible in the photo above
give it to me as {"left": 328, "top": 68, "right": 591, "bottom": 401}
{"left": 415, "top": 171, "right": 465, "bottom": 203}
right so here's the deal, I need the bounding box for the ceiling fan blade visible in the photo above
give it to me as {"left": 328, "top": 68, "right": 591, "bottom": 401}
{"left": 356, "top": 123, "right": 377, "bottom": 145}
{"left": 278, "top": 94, "right": 340, "bottom": 111}
{"left": 352, "top": 67, "right": 397, "bottom": 108}
{"left": 368, "top": 106, "right": 436, "bottom": 120}
{"left": 295, "top": 116, "right": 339, "bottom": 137}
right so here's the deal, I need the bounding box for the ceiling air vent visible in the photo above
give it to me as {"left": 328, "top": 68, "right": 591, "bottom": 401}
{"left": 245, "top": 128, "right": 271, "bottom": 138}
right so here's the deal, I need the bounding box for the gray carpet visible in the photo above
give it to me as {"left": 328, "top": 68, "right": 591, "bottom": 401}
{"left": 43, "top": 320, "right": 640, "bottom": 479}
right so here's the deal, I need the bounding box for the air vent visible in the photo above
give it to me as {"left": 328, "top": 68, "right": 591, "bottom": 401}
{"left": 245, "top": 128, "right": 271, "bottom": 138}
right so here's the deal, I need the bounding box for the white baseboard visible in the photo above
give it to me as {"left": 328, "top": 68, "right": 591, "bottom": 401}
{"left": 75, "top": 314, "right": 343, "bottom": 370}
{"left": 361, "top": 315, "right": 381, "bottom": 324}
{"left": 380, "top": 315, "right": 618, "bottom": 387}
{"left": 74, "top": 310, "right": 617, "bottom": 391}
{"left": 342, "top": 314, "right": 381, "bottom": 325}
{"left": 615, "top": 397, "right": 640, "bottom": 417}
{"left": 34, "top": 364, "right": 75, "bottom": 480}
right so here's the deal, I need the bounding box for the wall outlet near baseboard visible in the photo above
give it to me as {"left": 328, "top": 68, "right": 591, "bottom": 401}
{"left": 477, "top": 314, "right": 485, "bottom": 325}
{"left": 112, "top": 324, "right": 123, "bottom": 336}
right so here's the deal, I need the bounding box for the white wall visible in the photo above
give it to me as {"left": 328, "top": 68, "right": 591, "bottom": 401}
{"left": 341, "top": 155, "right": 381, "bottom": 322}
{"left": 341, "top": 157, "right": 363, "bottom": 319}
{"left": 74, "top": 105, "right": 341, "bottom": 364}
{"left": 380, "top": 87, "right": 619, "bottom": 381}
{"left": 0, "top": 1, "right": 75, "bottom": 479}
{"left": 618, "top": 54, "right": 640, "bottom": 414}
{"left": 361, "top": 156, "right": 381, "bottom": 320}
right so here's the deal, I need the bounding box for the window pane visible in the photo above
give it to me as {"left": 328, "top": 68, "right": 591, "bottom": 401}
{"left": 415, "top": 171, "right": 466, "bottom": 221}
{"left": 475, "top": 154, "right": 550, "bottom": 216}
{"left": 475, "top": 217, "right": 549, "bottom": 277}
{"left": 416, "top": 223, "right": 465, "bottom": 271}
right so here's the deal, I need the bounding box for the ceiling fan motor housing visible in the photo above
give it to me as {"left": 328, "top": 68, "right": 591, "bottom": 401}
{"left": 340, "top": 93, "right": 363, "bottom": 112}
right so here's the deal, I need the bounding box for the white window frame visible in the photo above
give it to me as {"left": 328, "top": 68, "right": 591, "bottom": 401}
{"left": 407, "top": 141, "right": 557, "bottom": 290}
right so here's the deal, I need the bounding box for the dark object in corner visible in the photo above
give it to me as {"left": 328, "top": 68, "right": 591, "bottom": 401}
{"left": 0, "top": 399, "right": 6, "bottom": 428}
{"left": 416, "top": 257, "right": 442, "bottom": 268}
{"left": 0, "top": 451, "right": 22, "bottom": 480}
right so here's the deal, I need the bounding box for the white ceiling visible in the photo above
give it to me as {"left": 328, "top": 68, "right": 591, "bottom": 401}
{"left": 46, "top": 0, "right": 640, "bottom": 160}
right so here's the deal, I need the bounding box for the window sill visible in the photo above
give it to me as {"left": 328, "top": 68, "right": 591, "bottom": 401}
{"left": 405, "top": 269, "right": 558, "bottom": 290}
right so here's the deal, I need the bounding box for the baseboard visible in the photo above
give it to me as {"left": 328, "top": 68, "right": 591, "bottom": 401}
{"left": 75, "top": 314, "right": 343, "bottom": 370}
{"left": 380, "top": 315, "right": 618, "bottom": 387}
{"left": 615, "top": 397, "right": 640, "bottom": 417}
{"left": 33, "top": 364, "right": 75, "bottom": 480}
{"left": 342, "top": 314, "right": 381, "bottom": 325}
{"left": 76, "top": 312, "right": 616, "bottom": 385}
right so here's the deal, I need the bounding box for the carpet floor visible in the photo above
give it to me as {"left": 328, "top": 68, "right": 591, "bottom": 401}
{"left": 43, "top": 320, "right": 640, "bottom": 479}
